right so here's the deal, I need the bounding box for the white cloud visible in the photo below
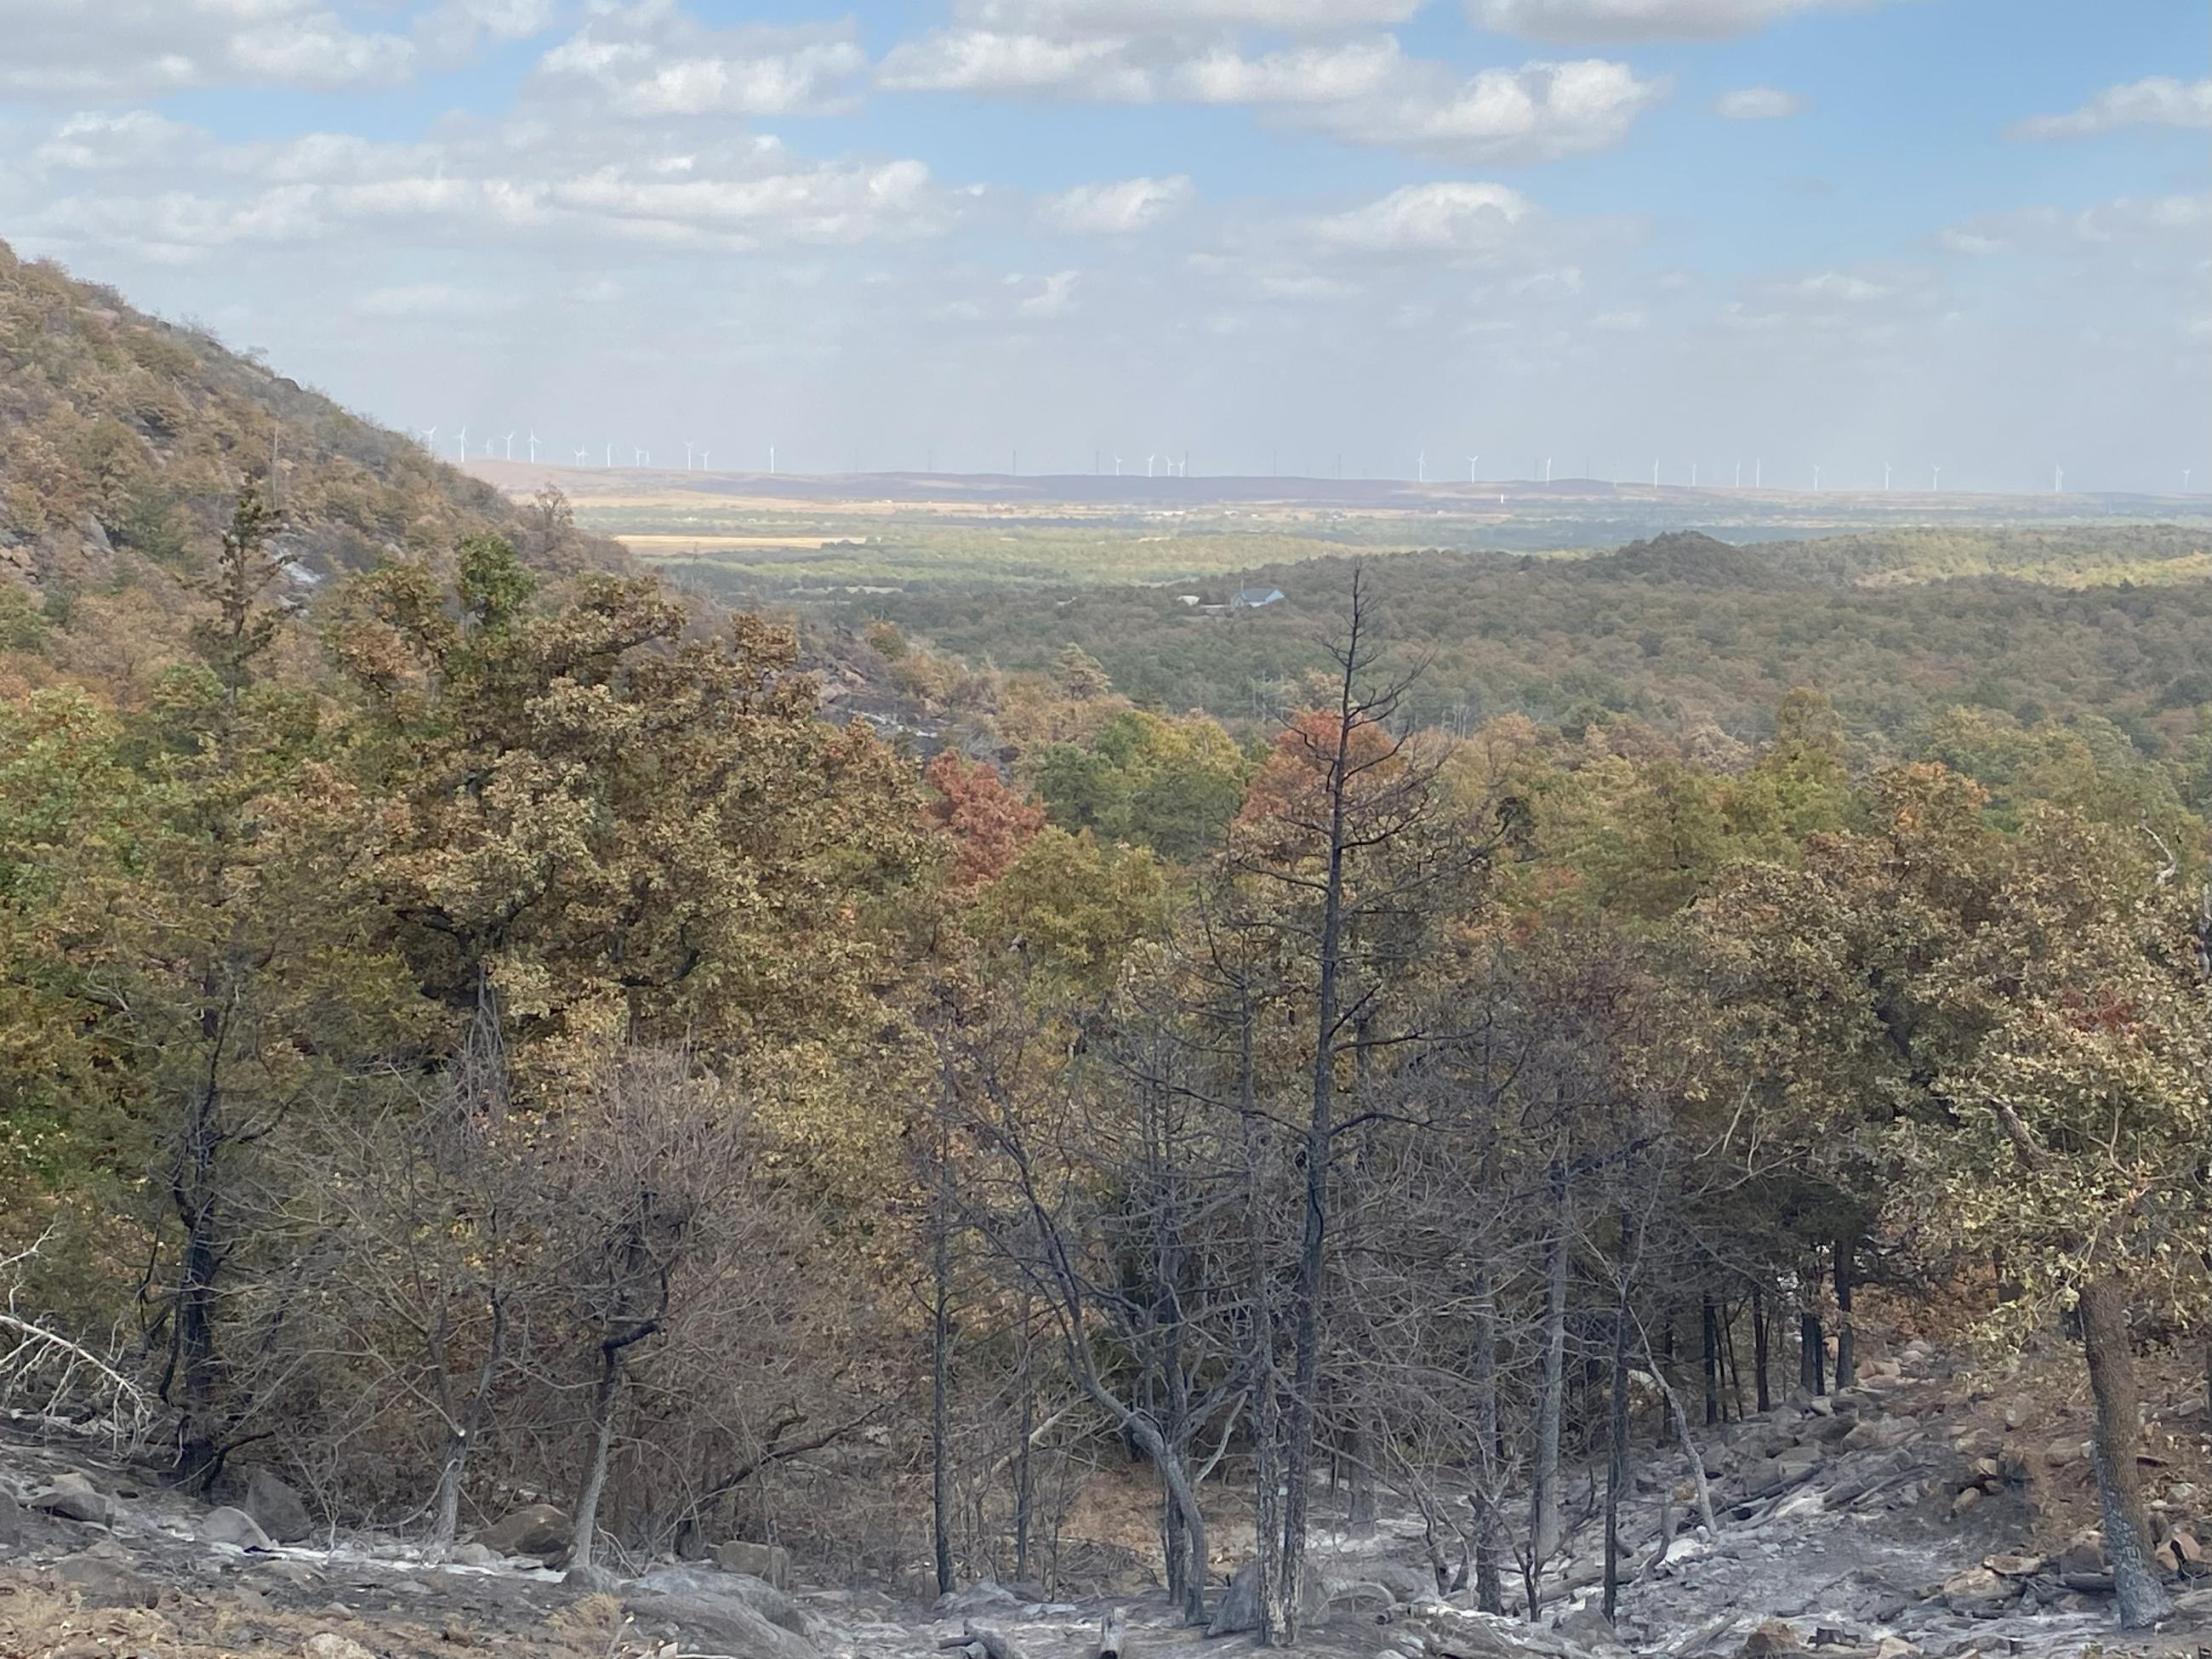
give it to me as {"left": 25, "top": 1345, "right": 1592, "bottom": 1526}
{"left": 1715, "top": 86, "right": 1805, "bottom": 120}
{"left": 1468, "top": 0, "right": 1878, "bottom": 44}
{"left": 421, "top": 0, "right": 557, "bottom": 55}
{"left": 1170, "top": 39, "right": 1405, "bottom": 105}
{"left": 1941, "top": 191, "right": 2211, "bottom": 256}
{"left": 1016, "top": 270, "right": 1081, "bottom": 316}
{"left": 539, "top": 18, "right": 867, "bottom": 116}
{"left": 1315, "top": 57, "right": 1664, "bottom": 162}
{"left": 878, "top": 31, "right": 1149, "bottom": 96}
{"left": 1039, "top": 174, "right": 1194, "bottom": 234}
{"left": 2008, "top": 77, "right": 2212, "bottom": 140}
{"left": 34, "top": 111, "right": 200, "bottom": 171}
{"left": 25, "top": 126, "right": 961, "bottom": 264}
{"left": 0, "top": 0, "right": 417, "bottom": 96}
{"left": 961, "top": 0, "right": 1422, "bottom": 32}
{"left": 1309, "top": 181, "right": 1535, "bottom": 255}
{"left": 884, "top": 30, "right": 1662, "bottom": 164}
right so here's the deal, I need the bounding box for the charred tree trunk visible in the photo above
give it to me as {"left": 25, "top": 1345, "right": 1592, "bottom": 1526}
{"left": 1470, "top": 1263, "right": 1506, "bottom": 1616}
{"left": 1530, "top": 1150, "right": 1570, "bottom": 1583}
{"left": 430, "top": 1292, "right": 505, "bottom": 1548}
{"left": 1701, "top": 1291, "right": 1720, "bottom": 1427}
{"left": 932, "top": 1175, "right": 958, "bottom": 1599}
{"left": 1833, "top": 1237, "right": 1856, "bottom": 1389}
{"left": 2078, "top": 1274, "right": 2173, "bottom": 1628}
{"left": 1751, "top": 1283, "right": 1771, "bottom": 1414}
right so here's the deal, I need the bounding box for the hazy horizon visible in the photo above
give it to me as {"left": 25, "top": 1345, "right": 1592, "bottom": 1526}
{"left": 3, "top": 0, "right": 2204, "bottom": 494}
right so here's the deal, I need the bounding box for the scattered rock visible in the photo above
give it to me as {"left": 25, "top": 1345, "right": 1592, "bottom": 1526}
{"left": 1983, "top": 1554, "right": 2043, "bottom": 1577}
{"left": 2044, "top": 1439, "right": 2085, "bottom": 1468}
{"left": 1554, "top": 1603, "right": 1625, "bottom": 1650}
{"left": 2171, "top": 1528, "right": 2203, "bottom": 1565}
{"left": 31, "top": 1472, "right": 111, "bottom": 1525}
{"left": 1948, "top": 1488, "right": 1981, "bottom": 1519}
{"left": 1206, "top": 1559, "right": 1325, "bottom": 1637}
{"left": 624, "top": 1574, "right": 819, "bottom": 1659}
{"left": 247, "top": 1468, "right": 314, "bottom": 1543}
{"left": 302, "top": 1635, "right": 378, "bottom": 1659}
{"left": 1940, "top": 1566, "right": 2008, "bottom": 1616}
{"left": 1742, "top": 1619, "right": 1802, "bottom": 1656}
{"left": 55, "top": 1543, "right": 157, "bottom": 1607}
{"left": 564, "top": 1563, "right": 621, "bottom": 1593}
{"left": 936, "top": 1580, "right": 1021, "bottom": 1620}
{"left": 643, "top": 1566, "right": 812, "bottom": 1636}
{"left": 449, "top": 1541, "right": 498, "bottom": 1567}
{"left": 716, "top": 1537, "right": 794, "bottom": 1590}
{"left": 475, "top": 1502, "right": 569, "bottom": 1563}
{"left": 202, "top": 1505, "right": 274, "bottom": 1549}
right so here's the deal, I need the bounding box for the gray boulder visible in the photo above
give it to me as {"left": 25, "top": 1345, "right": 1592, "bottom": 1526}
{"left": 0, "top": 1486, "right": 23, "bottom": 1548}
{"left": 449, "top": 1541, "right": 499, "bottom": 1568}
{"left": 717, "top": 1538, "right": 794, "bottom": 1591}
{"left": 651, "top": 1566, "right": 811, "bottom": 1635}
{"left": 624, "top": 1571, "right": 820, "bottom": 1659}
{"left": 201, "top": 1505, "right": 274, "bottom": 1550}
{"left": 31, "top": 1472, "right": 111, "bottom": 1525}
{"left": 56, "top": 1542, "right": 156, "bottom": 1606}
{"left": 1206, "top": 1559, "right": 1325, "bottom": 1637}
{"left": 245, "top": 1468, "right": 313, "bottom": 1543}
{"left": 476, "top": 1502, "right": 569, "bottom": 1562}
{"left": 936, "top": 1580, "right": 1021, "bottom": 1619}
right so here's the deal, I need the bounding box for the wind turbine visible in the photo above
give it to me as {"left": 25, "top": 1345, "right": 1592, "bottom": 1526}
{"left": 1733, "top": 459, "right": 1742, "bottom": 489}
{"left": 1468, "top": 454, "right": 1479, "bottom": 482}
{"left": 698, "top": 448, "right": 710, "bottom": 471}
{"left": 455, "top": 425, "right": 467, "bottom": 463}
{"left": 573, "top": 446, "right": 587, "bottom": 465}
{"left": 1543, "top": 457, "right": 1553, "bottom": 484}
{"left": 1146, "top": 453, "right": 1156, "bottom": 479}
{"left": 634, "top": 447, "right": 645, "bottom": 465}
{"left": 422, "top": 425, "right": 437, "bottom": 454}
{"left": 605, "top": 442, "right": 613, "bottom": 467}
{"left": 1651, "top": 459, "right": 1661, "bottom": 487}
{"left": 2053, "top": 464, "right": 2063, "bottom": 493}
{"left": 1417, "top": 450, "right": 1427, "bottom": 484}
{"left": 1755, "top": 459, "right": 1762, "bottom": 488}
{"left": 685, "top": 440, "right": 694, "bottom": 470}
{"left": 2186, "top": 468, "right": 2195, "bottom": 492}
{"left": 527, "top": 430, "right": 539, "bottom": 463}
{"left": 1690, "top": 462, "right": 1698, "bottom": 487}
{"left": 1113, "top": 454, "right": 1123, "bottom": 477}
{"left": 768, "top": 445, "right": 777, "bottom": 475}
{"left": 1812, "top": 464, "right": 1821, "bottom": 491}
{"left": 1883, "top": 461, "right": 1891, "bottom": 491}
{"left": 1930, "top": 464, "right": 1941, "bottom": 491}
{"left": 503, "top": 431, "right": 515, "bottom": 460}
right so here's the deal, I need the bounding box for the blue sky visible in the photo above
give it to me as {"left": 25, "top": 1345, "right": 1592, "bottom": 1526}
{"left": 1, "top": 0, "right": 2204, "bottom": 491}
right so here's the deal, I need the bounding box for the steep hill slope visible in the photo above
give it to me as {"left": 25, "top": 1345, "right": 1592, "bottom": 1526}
{"left": 0, "top": 239, "right": 614, "bottom": 591}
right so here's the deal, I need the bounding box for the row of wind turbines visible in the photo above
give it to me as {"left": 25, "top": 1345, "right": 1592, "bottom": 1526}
{"left": 413, "top": 428, "right": 2194, "bottom": 495}
{"left": 418, "top": 427, "right": 738, "bottom": 473}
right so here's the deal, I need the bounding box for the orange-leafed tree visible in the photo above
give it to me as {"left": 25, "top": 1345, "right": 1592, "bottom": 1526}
{"left": 922, "top": 750, "right": 1046, "bottom": 888}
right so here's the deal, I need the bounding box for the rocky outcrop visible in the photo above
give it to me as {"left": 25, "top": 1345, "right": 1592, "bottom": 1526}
{"left": 624, "top": 1565, "right": 820, "bottom": 1659}
{"left": 200, "top": 1505, "right": 274, "bottom": 1549}
{"left": 716, "top": 1537, "right": 793, "bottom": 1590}
{"left": 475, "top": 1502, "right": 569, "bottom": 1563}
{"left": 29, "top": 1471, "right": 111, "bottom": 1525}
{"left": 245, "top": 1468, "right": 313, "bottom": 1543}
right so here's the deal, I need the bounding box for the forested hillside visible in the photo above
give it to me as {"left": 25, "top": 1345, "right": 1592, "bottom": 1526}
{"left": 0, "top": 241, "right": 616, "bottom": 700}
{"left": 798, "top": 527, "right": 2212, "bottom": 755}
{"left": 3, "top": 261, "right": 2210, "bottom": 1652}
